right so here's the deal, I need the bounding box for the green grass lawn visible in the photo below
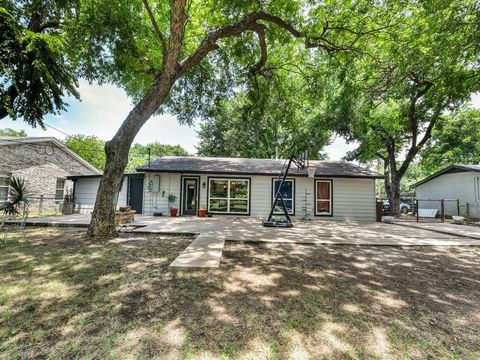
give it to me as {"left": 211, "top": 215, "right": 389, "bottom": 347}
{"left": 1, "top": 227, "right": 479, "bottom": 359}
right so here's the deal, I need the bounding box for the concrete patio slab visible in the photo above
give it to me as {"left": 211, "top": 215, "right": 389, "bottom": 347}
{"left": 393, "top": 220, "right": 480, "bottom": 240}
{"left": 13, "top": 214, "right": 480, "bottom": 269}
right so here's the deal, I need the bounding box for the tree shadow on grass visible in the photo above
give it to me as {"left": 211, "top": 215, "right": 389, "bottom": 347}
{"left": 1, "top": 227, "right": 479, "bottom": 359}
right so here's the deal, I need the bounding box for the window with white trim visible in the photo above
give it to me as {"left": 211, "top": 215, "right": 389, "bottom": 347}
{"left": 55, "top": 178, "right": 66, "bottom": 200}
{"left": 0, "top": 174, "right": 10, "bottom": 202}
{"left": 272, "top": 179, "right": 295, "bottom": 214}
{"left": 315, "top": 180, "right": 332, "bottom": 215}
{"left": 208, "top": 178, "right": 250, "bottom": 214}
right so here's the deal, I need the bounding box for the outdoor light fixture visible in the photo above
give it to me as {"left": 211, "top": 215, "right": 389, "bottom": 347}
{"left": 202, "top": 182, "right": 206, "bottom": 189}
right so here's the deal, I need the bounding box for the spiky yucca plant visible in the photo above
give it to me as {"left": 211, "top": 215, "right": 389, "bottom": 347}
{"left": 0, "top": 177, "right": 30, "bottom": 216}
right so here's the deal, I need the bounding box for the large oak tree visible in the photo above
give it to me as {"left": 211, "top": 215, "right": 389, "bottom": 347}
{"left": 69, "top": 0, "right": 388, "bottom": 237}
{"left": 328, "top": 0, "right": 480, "bottom": 215}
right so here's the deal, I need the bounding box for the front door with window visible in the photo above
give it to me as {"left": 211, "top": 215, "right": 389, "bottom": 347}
{"left": 182, "top": 178, "right": 199, "bottom": 215}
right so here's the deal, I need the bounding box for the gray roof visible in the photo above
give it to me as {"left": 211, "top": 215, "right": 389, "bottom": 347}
{"left": 137, "top": 156, "right": 382, "bottom": 178}
{"left": 412, "top": 164, "right": 480, "bottom": 188}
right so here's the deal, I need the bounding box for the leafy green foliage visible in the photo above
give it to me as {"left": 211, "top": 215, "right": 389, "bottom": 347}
{"left": 126, "top": 143, "right": 189, "bottom": 172}
{"left": 420, "top": 108, "right": 480, "bottom": 173}
{"left": 64, "top": 135, "right": 106, "bottom": 171}
{"left": 0, "top": 2, "right": 80, "bottom": 128}
{"left": 326, "top": 0, "right": 480, "bottom": 209}
{"left": 0, "top": 176, "right": 30, "bottom": 215}
{"left": 197, "top": 69, "right": 333, "bottom": 159}
{"left": 0, "top": 128, "right": 27, "bottom": 137}
{"left": 64, "top": 135, "right": 189, "bottom": 172}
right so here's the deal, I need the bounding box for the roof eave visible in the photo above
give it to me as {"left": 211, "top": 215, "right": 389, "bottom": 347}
{"left": 412, "top": 165, "right": 480, "bottom": 188}
{"left": 136, "top": 168, "right": 383, "bottom": 179}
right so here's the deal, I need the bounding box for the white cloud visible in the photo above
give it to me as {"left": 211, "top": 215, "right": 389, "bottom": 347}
{"left": 324, "top": 136, "right": 358, "bottom": 161}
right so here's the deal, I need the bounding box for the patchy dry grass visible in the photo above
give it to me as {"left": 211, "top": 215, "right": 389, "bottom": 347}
{"left": 1, "top": 227, "right": 479, "bottom": 359}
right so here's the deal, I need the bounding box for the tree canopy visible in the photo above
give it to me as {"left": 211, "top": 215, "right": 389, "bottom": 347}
{"left": 327, "top": 0, "right": 480, "bottom": 213}
{"left": 126, "top": 142, "right": 189, "bottom": 172}
{"left": 0, "top": 128, "right": 27, "bottom": 137}
{"left": 420, "top": 108, "right": 480, "bottom": 173}
{"left": 64, "top": 134, "right": 189, "bottom": 172}
{"left": 0, "top": 1, "right": 79, "bottom": 128}
{"left": 196, "top": 65, "right": 333, "bottom": 159}
{"left": 64, "top": 135, "right": 106, "bottom": 171}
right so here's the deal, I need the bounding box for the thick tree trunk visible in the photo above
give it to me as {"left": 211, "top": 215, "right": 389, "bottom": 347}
{"left": 384, "top": 152, "right": 401, "bottom": 217}
{"left": 87, "top": 76, "right": 176, "bottom": 237}
{"left": 86, "top": 141, "right": 130, "bottom": 237}
{"left": 388, "top": 176, "right": 401, "bottom": 216}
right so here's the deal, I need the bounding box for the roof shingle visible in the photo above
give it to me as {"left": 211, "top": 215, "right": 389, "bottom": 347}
{"left": 137, "top": 156, "right": 382, "bottom": 178}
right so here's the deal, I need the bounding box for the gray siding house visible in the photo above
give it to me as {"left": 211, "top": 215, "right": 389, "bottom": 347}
{"left": 0, "top": 137, "right": 101, "bottom": 212}
{"left": 413, "top": 164, "right": 480, "bottom": 216}
{"left": 70, "top": 156, "right": 382, "bottom": 221}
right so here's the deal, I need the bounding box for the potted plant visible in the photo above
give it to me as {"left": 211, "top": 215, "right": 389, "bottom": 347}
{"left": 198, "top": 205, "right": 207, "bottom": 217}
{"left": 168, "top": 194, "right": 177, "bottom": 216}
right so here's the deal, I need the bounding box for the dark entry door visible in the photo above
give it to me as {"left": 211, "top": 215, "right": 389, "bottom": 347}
{"left": 129, "top": 176, "right": 144, "bottom": 214}
{"left": 182, "top": 178, "right": 199, "bottom": 215}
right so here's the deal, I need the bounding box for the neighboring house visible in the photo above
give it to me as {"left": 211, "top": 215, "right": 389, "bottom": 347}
{"left": 69, "top": 156, "right": 382, "bottom": 220}
{"left": 0, "top": 137, "right": 101, "bottom": 212}
{"left": 412, "top": 164, "right": 480, "bottom": 216}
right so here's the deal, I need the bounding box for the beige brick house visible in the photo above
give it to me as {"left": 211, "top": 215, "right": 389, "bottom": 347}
{"left": 0, "top": 137, "right": 101, "bottom": 213}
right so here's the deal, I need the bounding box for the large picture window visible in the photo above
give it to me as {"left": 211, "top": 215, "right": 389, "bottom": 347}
{"left": 208, "top": 178, "right": 250, "bottom": 214}
{"left": 315, "top": 180, "right": 332, "bottom": 216}
{"left": 272, "top": 179, "right": 295, "bottom": 214}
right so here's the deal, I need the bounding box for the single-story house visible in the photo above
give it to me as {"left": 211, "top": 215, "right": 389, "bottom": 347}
{"left": 412, "top": 164, "right": 480, "bottom": 216}
{"left": 0, "top": 136, "right": 101, "bottom": 212}
{"left": 69, "top": 156, "right": 382, "bottom": 220}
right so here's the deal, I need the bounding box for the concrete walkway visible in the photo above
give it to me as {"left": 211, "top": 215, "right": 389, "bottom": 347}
{"left": 393, "top": 220, "right": 480, "bottom": 240}
{"left": 14, "top": 214, "right": 480, "bottom": 269}
{"left": 170, "top": 234, "right": 225, "bottom": 268}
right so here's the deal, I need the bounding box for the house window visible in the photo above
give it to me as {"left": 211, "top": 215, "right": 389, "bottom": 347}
{"left": 315, "top": 180, "right": 332, "bottom": 216}
{"left": 208, "top": 178, "right": 250, "bottom": 214}
{"left": 272, "top": 179, "right": 295, "bottom": 214}
{"left": 55, "top": 178, "right": 66, "bottom": 200}
{"left": 476, "top": 177, "right": 480, "bottom": 202}
{"left": 0, "top": 174, "right": 10, "bottom": 202}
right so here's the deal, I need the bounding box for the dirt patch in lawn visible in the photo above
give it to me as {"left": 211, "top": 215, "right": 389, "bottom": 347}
{"left": 1, "top": 227, "right": 479, "bottom": 359}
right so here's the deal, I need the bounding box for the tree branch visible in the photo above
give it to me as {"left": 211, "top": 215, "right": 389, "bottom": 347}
{"left": 407, "top": 77, "right": 433, "bottom": 148}
{"left": 141, "top": 0, "right": 167, "bottom": 67}
{"left": 178, "top": 10, "right": 366, "bottom": 77}
{"left": 250, "top": 23, "right": 267, "bottom": 74}
{"left": 376, "top": 152, "right": 387, "bottom": 161}
{"left": 37, "top": 20, "right": 60, "bottom": 31}
{"left": 398, "top": 105, "right": 442, "bottom": 178}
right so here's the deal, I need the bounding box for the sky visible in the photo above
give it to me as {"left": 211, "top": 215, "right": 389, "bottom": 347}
{"left": 1, "top": 80, "right": 479, "bottom": 160}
